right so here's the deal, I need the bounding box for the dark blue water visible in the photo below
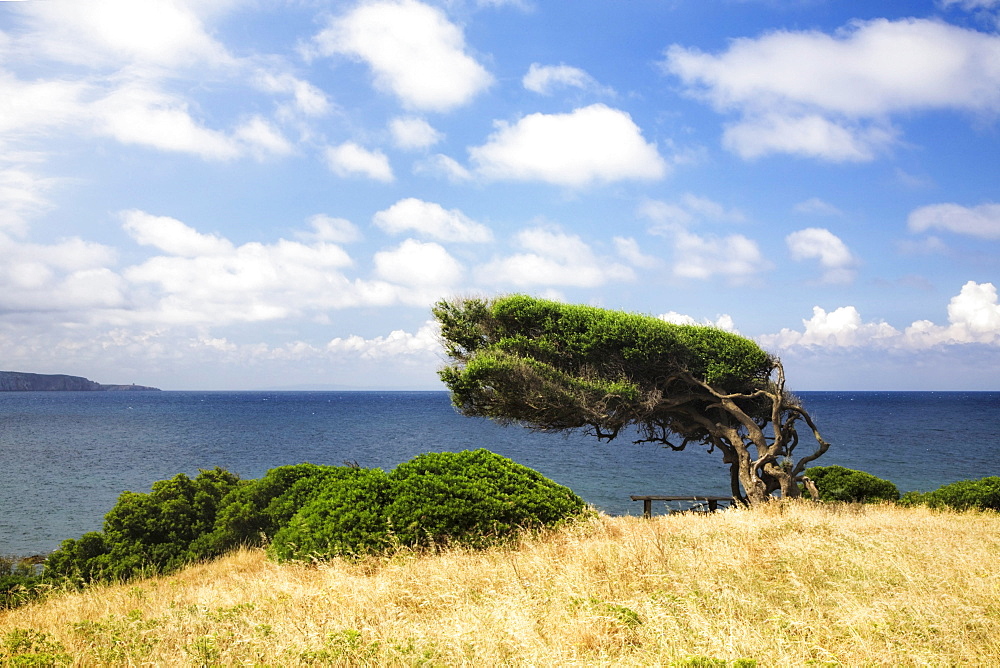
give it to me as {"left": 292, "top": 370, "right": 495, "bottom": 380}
{"left": 1, "top": 391, "right": 997, "bottom": 556}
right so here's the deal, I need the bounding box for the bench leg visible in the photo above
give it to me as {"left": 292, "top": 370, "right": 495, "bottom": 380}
{"left": 643, "top": 499, "right": 652, "bottom": 519}
{"left": 708, "top": 499, "right": 718, "bottom": 512}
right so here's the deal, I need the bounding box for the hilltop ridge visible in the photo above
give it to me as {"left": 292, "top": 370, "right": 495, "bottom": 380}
{"left": 0, "top": 371, "right": 160, "bottom": 392}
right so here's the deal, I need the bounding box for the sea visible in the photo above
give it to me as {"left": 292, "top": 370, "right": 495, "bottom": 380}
{"left": 2, "top": 390, "right": 998, "bottom": 557}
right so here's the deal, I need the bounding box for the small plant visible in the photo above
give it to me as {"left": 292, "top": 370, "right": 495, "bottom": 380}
{"left": 802, "top": 465, "right": 899, "bottom": 503}
{"left": 0, "top": 628, "right": 71, "bottom": 666}
{"left": 901, "top": 476, "right": 1000, "bottom": 511}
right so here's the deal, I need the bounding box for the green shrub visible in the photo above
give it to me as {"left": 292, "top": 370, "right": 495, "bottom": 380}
{"left": 385, "top": 449, "right": 588, "bottom": 550}
{"left": 902, "top": 477, "right": 1000, "bottom": 511}
{"left": 269, "top": 468, "right": 394, "bottom": 561}
{"left": 41, "top": 451, "right": 588, "bottom": 585}
{"left": 803, "top": 465, "right": 900, "bottom": 503}
{"left": 46, "top": 467, "right": 242, "bottom": 583}
{"left": 193, "top": 463, "right": 353, "bottom": 558}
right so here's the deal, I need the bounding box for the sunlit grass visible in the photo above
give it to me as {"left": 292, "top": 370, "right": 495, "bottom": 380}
{"left": 3, "top": 501, "right": 999, "bottom": 666}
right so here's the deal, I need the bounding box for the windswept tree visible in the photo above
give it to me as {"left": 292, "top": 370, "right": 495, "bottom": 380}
{"left": 433, "top": 295, "right": 830, "bottom": 505}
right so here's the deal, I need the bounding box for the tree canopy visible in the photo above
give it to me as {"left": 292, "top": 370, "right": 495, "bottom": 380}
{"left": 434, "top": 295, "right": 830, "bottom": 505}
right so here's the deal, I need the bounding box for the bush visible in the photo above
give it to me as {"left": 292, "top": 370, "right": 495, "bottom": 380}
{"left": 270, "top": 450, "right": 588, "bottom": 561}
{"left": 385, "top": 449, "right": 588, "bottom": 550}
{"left": 902, "top": 477, "right": 1000, "bottom": 511}
{"left": 194, "top": 463, "right": 354, "bottom": 558}
{"left": 41, "top": 451, "right": 589, "bottom": 586}
{"left": 269, "top": 468, "right": 394, "bottom": 561}
{"left": 803, "top": 465, "right": 900, "bottom": 503}
{"left": 46, "top": 467, "right": 242, "bottom": 582}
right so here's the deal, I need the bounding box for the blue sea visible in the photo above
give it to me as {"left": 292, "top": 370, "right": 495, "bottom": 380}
{"left": 2, "top": 391, "right": 998, "bottom": 556}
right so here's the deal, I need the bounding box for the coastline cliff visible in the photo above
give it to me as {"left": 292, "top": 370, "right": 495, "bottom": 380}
{"left": 0, "top": 371, "right": 161, "bottom": 392}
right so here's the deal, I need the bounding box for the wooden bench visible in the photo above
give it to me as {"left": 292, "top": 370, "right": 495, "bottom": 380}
{"left": 630, "top": 495, "right": 738, "bottom": 518}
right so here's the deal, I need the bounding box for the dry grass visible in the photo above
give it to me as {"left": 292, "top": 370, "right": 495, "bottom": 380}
{"left": 3, "top": 501, "right": 1000, "bottom": 666}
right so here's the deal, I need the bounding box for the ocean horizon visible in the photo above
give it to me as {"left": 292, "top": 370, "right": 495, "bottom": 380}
{"left": 2, "top": 390, "right": 998, "bottom": 556}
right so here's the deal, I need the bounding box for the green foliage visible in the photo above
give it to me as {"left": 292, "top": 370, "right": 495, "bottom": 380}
{"left": 269, "top": 467, "right": 393, "bottom": 561}
{"left": 434, "top": 294, "right": 776, "bottom": 440}
{"left": 900, "top": 477, "right": 1000, "bottom": 511}
{"left": 46, "top": 467, "right": 242, "bottom": 583}
{"left": 194, "top": 463, "right": 355, "bottom": 557}
{"left": 385, "top": 449, "right": 588, "bottom": 550}
{"left": 0, "top": 628, "right": 71, "bottom": 666}
{"left": 40, "top": 451, "right": 588, "bottom": 588}
{"left": 271, "top": 450, "right": 588, "bottom": 560}
{"left": 803, "top": 466, "right": 900, "bottom": 503}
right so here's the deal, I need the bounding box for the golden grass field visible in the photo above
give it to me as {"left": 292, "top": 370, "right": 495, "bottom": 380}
{"left": 2, "top": 501, "right": 999, "bottom": 666}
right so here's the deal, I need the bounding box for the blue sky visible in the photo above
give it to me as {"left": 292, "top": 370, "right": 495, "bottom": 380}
{"left": 1, "top": 0, "right": 999, "bottom": 390}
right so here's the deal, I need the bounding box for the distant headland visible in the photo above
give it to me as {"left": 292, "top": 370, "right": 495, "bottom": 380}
{"left": 0, "top": 371, "right": 161, "bottom": 392}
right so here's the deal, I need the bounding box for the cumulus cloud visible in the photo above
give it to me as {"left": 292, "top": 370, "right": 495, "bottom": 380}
{"left": 0, "top": 232, "right": 125, "bottom": 314}
{"left": 314, "top": 0, "right": 492, "bottom": 112}
{"left": 639, "top": 193, "right": 746, "bottom": 231}
{"left": 659, "top": 311, "right": 738, "bottom": 332}
{"left": 326, "top": 319, "right": 440, "bottom": 359}
{"left": 373, "top": 198, "right": 493, "bottom": 242}
{"left": 414, "top": 154, "right": 473, "bottom": 182}
{"left": 469, "top": 104, "right": 667, "bottom": 187}
{"left": 522, "top": 63, "right": 611, "bottom": 95}
{"left": 786, "top": 227, "right": 857, "bottom": 283}
{"left": 476, "top": 227, "right": 634, "bottom": 287}
{"left": 794, "top": 197, "right": 843, "bottom": 216}
{"left": 613, "top": 236, "right": 660, "bottom": 269}
{"left": 10, "top": 0, "right": 233, "bottom": 71}
{"left": 761, "top": 281, "right": 1000, "bottom": 350}
{"left": 253, "top": 71, "right": 332, "bottom": 118}
{"left": 389, "top": 116, "right": 443, "bottom": 149}
{"left": 300, "top": 215, "right": 362, "bottom": 244}
{"left": 908, "top": 202, "right": 1000, "bottom": 239}
{"left": 118, "top": 210, "right": 392, "bottom": 325}
{"left": 372, "top": 239, "right": 464, "bottom": 304}
{"left": 672, "top": 230, "right": 768, "bottom": 281}
{"left": 324, "top": 142, "right": 394, "bottom": 181}
{"left": 662, "top": 18, "right": 1000, "bottom": 161}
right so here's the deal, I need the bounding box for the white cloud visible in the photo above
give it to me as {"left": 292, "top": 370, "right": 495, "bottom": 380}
{"left": 786, "top": 227, "right": 857, "bottom": 284}
{"left": 761, "top": 282, "right": 1000, "bottom": 351}
{"left": 0, "top": 162, "right": 59, "bottom": 235}
{"left": 904, "top": 281, "right": 1000, "bottom": 346}
{"left": 11, "top": 0, "right": 233, "bottom": 70}
{"left": 314, "top": 0, "right": 492, "bottom": 112}
{"left": 121, "top": 211, "right": 370, "bottom": 325}
{"left": 613, "top": 236, "right": 660, "bottom": 269}
{"left": 476, "top": 227, "right": 634, "bottom": 287}
{"left": 93, "top": 83, "right": 243, "bottom": 160}
{"left": 908, "top": 202, "right": 1000, "bottom": 239}
{"left": 663, "top": 18, "right": 1000, "bottom": 161}
{"left": 794, "top": 197, "right": 843, "bottom": 216}
{"left": 326, "top": 319, "right": 440, "bottom": 359}
{"left": 372, "top": 239, "right": 464, "bottom": 305}
{"left": 300, "top": 215, "right": 362, "bottom": 244}
{"left": 722, "top": 113, "right": 896, "bottom": 162}
{"left": 659, "top": 311, "right": 738, "bottom": 332}
{"left": 233, "top": 116, "right": 294, "bottom": 159}
{"left": 122, "top": 210, "right": 233, "bottom": 256}
{"left": 373, "top": 198, "right": 493, "bottom": 242}
{"left": 522, "top": 63, "right": 612, "bottom": 95}
{"left": 414, "top": 154, "right": 473, "bottom": 182}
{"left": 762, "top": 306, "right": 900, "bottom": 348}
{"left": 469, "top": 104, "right": 667, "bottom": 187}
{"left": 389, "top": 117, "right": 443, "bottom": 149}
{"left": 672, "top": 230, "right": 768, "bottom": 281}
{"left": 324, "top": 142, "right": 394, "bottom": 181}
{"left": 254, "top": 71, "right": 332, "bottom": 118}
{"left": 0, "top": 232, "right": 125, "bottom": 314}
{"left": 639, "top": 193, "right": 745, "bottom": 232}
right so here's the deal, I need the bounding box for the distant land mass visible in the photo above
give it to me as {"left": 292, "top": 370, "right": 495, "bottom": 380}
{"left": 0, "top": 371, "right": 160, "bottom": 392}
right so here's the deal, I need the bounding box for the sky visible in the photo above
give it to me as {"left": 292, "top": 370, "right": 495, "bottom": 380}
{"left": 1, "top": 0, "right": 999, "bottom": 391}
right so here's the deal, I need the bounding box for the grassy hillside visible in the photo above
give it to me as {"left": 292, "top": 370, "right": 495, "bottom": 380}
{"left": 3, "top": 502, "right": 999, "bottom": 666}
